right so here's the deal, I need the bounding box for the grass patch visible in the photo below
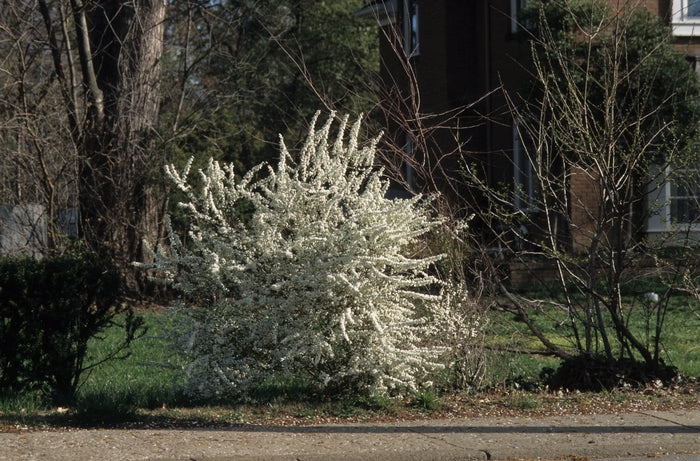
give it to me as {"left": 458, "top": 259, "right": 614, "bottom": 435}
{"left": 248, "top": 374, "right": 318, "bottom": 404}
{"left": 1, "top": 288, "right": 698, "bottom": 428}
{"left": 485, "top": 295, "right": 700, "bottom": 379}
{"left": 0, "top": 391, "right": 48, "bottom": 416}
{"left": 75, "top": 311, "right": 188, "bottom": 414}
{"left": 410, "top": 390, "right": 443, "bottom": 412}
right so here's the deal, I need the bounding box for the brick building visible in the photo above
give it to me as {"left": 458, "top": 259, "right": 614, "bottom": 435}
{"left": 357, "top": 0, "right": 700, "bottom": 252}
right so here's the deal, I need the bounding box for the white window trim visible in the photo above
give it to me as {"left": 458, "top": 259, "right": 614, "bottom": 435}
{"left": 355, "top": 1, "right": 418, "bottom": 56}
{"left": 646, "top": 163, "right": 700, "bottom": 233}
{"left": 672, "top": 0, "right": 700, "bottom": 36}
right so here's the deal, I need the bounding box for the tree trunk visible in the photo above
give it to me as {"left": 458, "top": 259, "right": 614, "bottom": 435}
{"left": 76, "top": 0, "right": 166, "bottom": 292}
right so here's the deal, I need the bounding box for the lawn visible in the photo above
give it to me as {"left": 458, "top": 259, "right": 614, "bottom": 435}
{"left": 485, "top": 285, "right": 700, "bottom": 381}
{"left": 75, "top": 295, "right": 700, "bottom": 406}
{"left": 0, "top": 294, "right": 698, "bottom": 428}
{"left": 75, "top": 311, "right": 189, "bottom": 412}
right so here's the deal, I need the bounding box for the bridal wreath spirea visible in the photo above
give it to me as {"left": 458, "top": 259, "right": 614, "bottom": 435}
{"left": 149, "top": 113, "right": 452, "bottom": 399}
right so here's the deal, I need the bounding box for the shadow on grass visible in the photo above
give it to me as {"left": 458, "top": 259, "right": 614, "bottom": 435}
{"left": 0, "top": 390, "right": 409, "bottom": 430}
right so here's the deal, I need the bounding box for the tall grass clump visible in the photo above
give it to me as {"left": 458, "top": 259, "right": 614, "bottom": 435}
{"left": 143, "top": 113, "right": 477, "bottom": 400}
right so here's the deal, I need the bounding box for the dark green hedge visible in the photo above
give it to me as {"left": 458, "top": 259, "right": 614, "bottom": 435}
{"left": 0, "top": 254, "right": 142, "bottom": 405}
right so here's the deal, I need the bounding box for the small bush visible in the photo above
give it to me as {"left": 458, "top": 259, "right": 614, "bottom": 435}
{"left": 0, "top": 252, "right": 143, "bottom": 405}
{"left": 145, "top": 113, "right": 473, "bottom": 399}
{"left": 543, "top": 355, "right": 680, "bottom": 391}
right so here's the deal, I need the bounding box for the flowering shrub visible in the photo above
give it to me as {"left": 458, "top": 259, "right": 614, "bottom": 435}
{"left": 148, "top": 113, "right": 464, "bottom": 399}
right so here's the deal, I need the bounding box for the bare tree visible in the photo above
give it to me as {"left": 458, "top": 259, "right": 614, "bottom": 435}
{"left": 1, "top": 0, "right": 80, "bottom": 253}
{"left": 1, "top": 0, "right": 166, "bottom": 290}
{"left": 74, "top": 0, "right": 166, "bottom": 288}
{"left": 468, "top": 0, "right": 700, "bottom": 387}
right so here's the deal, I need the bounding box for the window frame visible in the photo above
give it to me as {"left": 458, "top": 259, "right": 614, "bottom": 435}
{"left": 402, "top": 0, "right": 419, "bottom": 57}
{"left": 670, "top": 167, "right": 700, "bottom": 224}
{"left": 672, "top": 0, "right": 700, "bottom": 36}
{"left": 647, "top": 163, "right": 700, "bottom": 232}
{"left": 512, "top": 120, "right": 539, "bottom": 212}
{"left": 510, "top": 0, "right": 528, "bottom": 34}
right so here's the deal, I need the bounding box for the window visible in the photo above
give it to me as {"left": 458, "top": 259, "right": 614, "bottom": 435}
{"left": 356, "top": 1, "right": 417, "bottom": 56}
{"left": 670, "top": 168, "right": 700, "bottom": 223}
{"left": 687, "top": 0, "right": 700, "bottom": 17}
{"left": 647, "top": 165, "right": 700, "bottom": 234}
{"left": 672, "top": 0, "right": 700, "bottom": 35}
{"left": 510, "top": 0, "right": 528, "bottom": 34}
{"left": 354, "top": 0, "right": 398, "bottom": 27}
{"left": 512, "top": 121, "right": 538, "bottom": 211}
{"left": 403, "top": 0, "right": 419, "bottom": 57}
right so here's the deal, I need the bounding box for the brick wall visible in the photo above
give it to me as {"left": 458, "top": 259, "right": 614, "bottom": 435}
{"left": 569, "top": 166, "right": 601, "bottom": 253}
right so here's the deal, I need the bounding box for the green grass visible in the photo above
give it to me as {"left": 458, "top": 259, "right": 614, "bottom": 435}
{"left": 486, "top": 292, "right": 700, "bottom": 378}
{"left": 1, "top": 288, "right": 697, "bottom": 427}
{"left": 73, "top": 312, "right": 188, "bottom": 418}
{"left": 410, "top": 390, "right": 443, "bottom": 412}
{"left": 0, "top": 312, "right": 186, "bottom": 424}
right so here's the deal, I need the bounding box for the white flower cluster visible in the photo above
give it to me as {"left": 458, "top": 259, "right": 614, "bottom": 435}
{"left": 148, "top": 113, "right": 455, "bottom": 399}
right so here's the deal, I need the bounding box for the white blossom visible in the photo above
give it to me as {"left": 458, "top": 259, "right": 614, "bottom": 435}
{"left": 143, "top": 112, "right": 473, "bottom": 399}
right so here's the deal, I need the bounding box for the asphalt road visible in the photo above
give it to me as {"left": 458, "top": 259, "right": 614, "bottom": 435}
{"left": 1, "top": 408, "right": 699, "bottom": 460}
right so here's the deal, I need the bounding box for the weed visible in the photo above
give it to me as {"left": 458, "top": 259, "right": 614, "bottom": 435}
{"left": 411, "top": 390, "right": 443, "bottom": 412}
{"left": 509, "top": 393, "right": 543, "bottom": 410}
